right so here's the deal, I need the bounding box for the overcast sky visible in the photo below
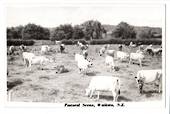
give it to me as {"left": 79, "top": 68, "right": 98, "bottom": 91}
{"left": 7, "top": 4, "right": 165, "bottom": 27}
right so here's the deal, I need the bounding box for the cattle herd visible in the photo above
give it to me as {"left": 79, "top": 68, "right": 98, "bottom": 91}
{"left": 7, "top": 41, "right": 162, "bottom": 102}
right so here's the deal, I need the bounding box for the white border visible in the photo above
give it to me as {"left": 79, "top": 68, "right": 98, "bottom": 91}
{"left": 0, "top": 0, "right": 169, "bottom": 114}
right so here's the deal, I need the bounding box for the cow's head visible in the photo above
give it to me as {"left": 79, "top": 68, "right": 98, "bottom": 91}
{"left": 135, "top": 77, "right": 144, "bottom": 93}
{"left": 99, "top": 49, "right": 105, "bottom": 56}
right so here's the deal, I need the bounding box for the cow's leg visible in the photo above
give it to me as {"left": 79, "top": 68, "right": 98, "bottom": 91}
{"left": 89, "top": 89, "right": 94, "bottom": 98}
{"left": 112, "top": 91, "right": 117, "bottom": 102}
{"left": 129, "top": 58, "right": 132, "bottom": 65}
{"left": 139, "top": 59, "right": 142, "bottom": 67}
{"left": 158, "top": 80, "right": 162, "bottom": 93}
{"left": 23, "top": 58, "right": 26, "bottom": 65}
{"left": 97, "top": 91, "right": 100, "bottom": 100}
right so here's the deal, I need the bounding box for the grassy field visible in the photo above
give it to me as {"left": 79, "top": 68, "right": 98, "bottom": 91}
{"left": 7, "top": 44, "right": 162, "bottom": 103}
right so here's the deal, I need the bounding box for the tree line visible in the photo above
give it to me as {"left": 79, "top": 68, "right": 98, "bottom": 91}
{"left": 7, "top": 20, "right": 162, "bottom": 41}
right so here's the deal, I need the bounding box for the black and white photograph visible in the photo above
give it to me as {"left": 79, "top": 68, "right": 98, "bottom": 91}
{"left": 0, "top": 0, "right": 170, "bottom": 114}
{"left": 6, "top": 3, "right": 165, "bottom": 105}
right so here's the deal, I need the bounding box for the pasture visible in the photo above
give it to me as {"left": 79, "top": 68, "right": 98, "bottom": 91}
{"left": 7, "top": 44, "right": 162, "bottom": 102}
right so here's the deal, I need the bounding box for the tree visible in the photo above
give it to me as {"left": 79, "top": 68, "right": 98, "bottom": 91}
{"left": 137, "top": 28, "right": 152, "bottom": 39}
{"left": 81, "top": 20, "right": 105, "bottom": 40}
{"left": 72, "top": 25, "right": 84, "bottom": 39}
{"left": 7, "top": 25, "right": 24, "bottom": 39}
{"left": 22, "top": 23, "right": 50, "bottom": 40}
{"left": 112, "top": 22, "right": 136, "bottom": 39}
{"left": 50, "top": 24, "right": 73, "bottom": 41}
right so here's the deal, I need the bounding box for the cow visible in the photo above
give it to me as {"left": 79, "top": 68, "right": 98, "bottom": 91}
{"left": 134, "top": 69, "right": 162, "bottom": 93}
{"left": 60, "top": 44, "right": 65, "bottom": 53}
{"left": 105, "top": 55, "right": 115, "bottom": 72}
{"left": 41, "top": 45, "right": 50, "bottom": 54}
{"left": 85, "top": 76, "right": 120, "bottom": 101}
{"left": 75, "top": 53, "right": 93, "bottom": 75}
{"left": 22, "top": 52, "right": 35, "bottom": 67}
{"left": 129, "top": 51, "right": 144, "bottom": 67}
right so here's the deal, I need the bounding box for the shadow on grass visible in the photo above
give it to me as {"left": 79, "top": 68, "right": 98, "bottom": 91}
{"left": 97, "top": 95, "right": 132, "bottom": 102}
{"left": 86, "top": 71, "right": 100, "bottom": 76}
{"left": 142, "top": 90, "right": 161, "bottom": 98}
{"left": 131, "top": 62, "right": 149, "bottom": 67}
{"left": 7, "top": 78, "right": 23, "bottom": 91}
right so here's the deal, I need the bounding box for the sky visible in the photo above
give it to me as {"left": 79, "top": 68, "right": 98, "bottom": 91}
{"left": 7, "top": 4, "right": 165, "bottom": 27}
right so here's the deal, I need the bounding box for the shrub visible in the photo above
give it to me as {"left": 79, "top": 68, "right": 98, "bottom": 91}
{"left": 7, "top": 39, "right": 35, "bottom": 46}
{"left": 89, "top": 39, "right": 161, "bottom": 45}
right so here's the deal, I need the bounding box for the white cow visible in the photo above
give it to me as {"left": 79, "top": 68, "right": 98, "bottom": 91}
{"left": 116, "top": 51, "right": 129, "bottom": 62}
{"left": 129, "top": 42, "right": 136, "bottom": 48}
{"left": 77, "top": 41, "right": 88, "bottom": 50}
{"left": 22, "top": 52, "right": 35, "bottom": 67}
{"left": 135, "top": 69, "right": 162, "bottom": 93}
{"left": 55, "top": 40, "right": 61, "bottom": 45}
{"left": 99, "top": 45, "right": 112, "bottom": 56}
{"left": 9, "top": 46, "right": 15, "bottom": 55}
{"left": 60, "top": 44, "right": 65, "bottom": 53}
{"left": 105, "top": 55, "right": 115, "bottom": 72}
{"left": 29, "top": 56, "right": 53, "bottom": 67}
{"left": 19, "top": 44, "right": 27, "bottom": 52}
{"left": 152, "top": 48, "right": 162, "bottom": 56}
{"left": 82, "top": 50, "right": 88, "bottom": 59}
{"left": 75, "top": 54, "right": 93, "bottom": 74}
{"left": 85, "top": 76, "right": 120, "bottom": 101}
{"left": 41, "top": 45, "right": 50, "bottom": 54}
{"left": 129, "top": 52, "right": 144, "bottom": 67}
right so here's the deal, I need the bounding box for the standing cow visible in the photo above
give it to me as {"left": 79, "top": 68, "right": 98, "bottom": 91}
{"left": 134, "top": 69, "right": 162, "bottom": 93}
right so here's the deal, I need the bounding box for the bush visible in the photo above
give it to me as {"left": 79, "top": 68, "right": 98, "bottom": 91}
{"left": 7, "top": 39, "right": 35, "bottom": 46}
{"left": 61, "top": 39, "right": 75, "bottom": 45}
{"left": 89, "top": 39, "right": 161, "bottom": 45}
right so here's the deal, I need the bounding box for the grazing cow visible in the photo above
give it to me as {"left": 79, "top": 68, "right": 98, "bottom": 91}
{"left": 60, "top": 44, "right": 65, "bottom": 53}
{"left": 75, "top": 54, "right": 93, "bottom": 74}
{"left": 99, "top": 44, "right": 111, "bottom": 56}
{"left": 99, "top": 46, "right": 115, "bottom": 57}
{"left": 85, "top": 76, "right": 120, "bottom": 101}
{"left": 118, "top": 44, "right": 123, "bottom": 51}
{"left": 41, "top": 45, "right": 50, "bottom": 54}
{"left": 8, "top": 46, "right": 15, "bottom": 55}
{"left": 116, "top": 51, "right": 129, "bottom": 62}
{"left": 105, "top": 55, "right": 115, "bottom": 72}
{"left": 152, "top": 48, "right": 162, "bottom": 56}
{"left": 129, "top": 42, "right": 137, "bottom": 48}
{"left": 144, "top": 45, "right": 154, "bottom": 56}
{"left": 82, "top": 50, "right": 88, "bottom": 59}
{"left": 22, "top": 52, "right": 35, "bottom": 67}
{"left": 135, "top": 69, "right": 162, "bottom": 93}
{"left": 99, "top": 46, "right": 107, "bottom": 56}
{"left": 55, "top": 40, "right": 61, "bottom": 45}
{"left": 29, "top": 56, "right": 53, "bottom": 67}
{"left": 19, "top": 44, "right": 27, "bottom": 52}
{"left": 129, "top": 51, "right": 144, "bottom": 67}
{"left": 139, "top": 45, "right": 144, "bottom": 51}
{"left": 77, "top": 41, "right": 88, "bottom": 50}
